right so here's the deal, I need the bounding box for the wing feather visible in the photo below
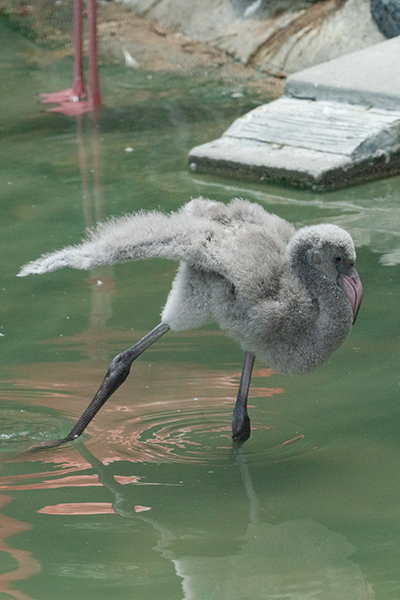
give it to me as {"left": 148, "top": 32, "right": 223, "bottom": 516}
{"left": 18, "top": 199, "right": 295, "bottom": 289}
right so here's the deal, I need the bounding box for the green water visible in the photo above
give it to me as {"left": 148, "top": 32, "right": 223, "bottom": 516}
{"left": 1, "top": 18, "right": 400, "bottom": 600}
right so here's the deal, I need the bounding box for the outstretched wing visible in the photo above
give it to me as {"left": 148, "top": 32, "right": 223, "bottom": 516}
{"left": 18, "top": 209, "right": 213, "bottom": 275}
{"left": 18, "top": 198, "right": 295, "bottom": 289}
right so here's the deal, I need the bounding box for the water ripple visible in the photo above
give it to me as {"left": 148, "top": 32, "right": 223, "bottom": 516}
{"left": 85, "top": 399, "right": 316, "bottom": 466}
{"left": 0, "top": 406, "right": 70, "bottom": 454}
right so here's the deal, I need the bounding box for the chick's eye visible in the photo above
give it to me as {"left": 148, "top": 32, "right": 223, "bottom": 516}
{"left": 334, "top": 255, "right": 342, "bottom": 263}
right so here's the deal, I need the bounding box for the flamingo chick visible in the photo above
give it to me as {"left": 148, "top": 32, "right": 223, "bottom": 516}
{"left": 18, "top": 198, "right": 363, "bottom": 450}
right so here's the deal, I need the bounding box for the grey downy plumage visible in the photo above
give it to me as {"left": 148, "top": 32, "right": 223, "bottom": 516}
{"left": 19, "top": 198, "right": 363, "bottom": 449}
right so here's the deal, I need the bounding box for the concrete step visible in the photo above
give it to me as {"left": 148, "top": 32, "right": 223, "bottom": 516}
{"left": 285, "top": 36, "right": 400, "bottom": 110}
{"left": 189, "top": 37, "right": 400, "bottom": 191}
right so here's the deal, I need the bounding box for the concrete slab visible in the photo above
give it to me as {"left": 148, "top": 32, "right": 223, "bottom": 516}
{"left": 285, "top": 36, "right": 400, "bottom": 110}
{"left": 188, "top": 37, "right": 400, "bottom": 191}
{"left": 189, "top": 97, "right": 400, "bottom": 191}
{"left": 224, "top": 98, "right": 400, "bottom": 157}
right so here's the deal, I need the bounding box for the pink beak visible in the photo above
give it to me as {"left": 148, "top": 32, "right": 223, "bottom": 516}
{"left": 337, "top": 266, "right": 363, "bottom": 324}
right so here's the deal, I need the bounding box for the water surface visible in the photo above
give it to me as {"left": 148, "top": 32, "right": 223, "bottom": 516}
{"left": 1, "top": 17, "right": 400, "bottom": 600}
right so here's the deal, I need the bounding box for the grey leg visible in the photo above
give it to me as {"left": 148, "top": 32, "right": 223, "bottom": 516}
{"left": 232, "top": 351, "right": 255, "bottom": 443}
{"left": 27, "top": 322, "right": 170, "bottom": 451}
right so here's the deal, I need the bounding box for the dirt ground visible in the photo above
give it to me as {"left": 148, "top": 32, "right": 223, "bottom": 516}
{"left": 1, "top": 0, "right": 284, "bottom": 97}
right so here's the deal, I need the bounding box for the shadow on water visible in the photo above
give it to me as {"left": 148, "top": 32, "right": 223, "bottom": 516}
{"left": 0, "top": 440, "right": 374, "bottom": 600}
{"left": 0, "top": 11, "right": 400, "bottom": 600}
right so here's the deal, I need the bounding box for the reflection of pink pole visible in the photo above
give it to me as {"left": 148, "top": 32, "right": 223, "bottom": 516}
{"left": 41, "top": 0, "right": 102, "bottom": 116}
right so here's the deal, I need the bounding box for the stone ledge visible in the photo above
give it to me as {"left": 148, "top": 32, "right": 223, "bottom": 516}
{"left": 189, "top": 97, "right": 400, "bottom": 191}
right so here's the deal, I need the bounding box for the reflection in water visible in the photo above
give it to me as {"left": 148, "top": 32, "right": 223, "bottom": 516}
{"left": 76, "top": 111, "right": 115, "bottom": 344}
{"left": 0, "top": 495, "right": 40, "bottom": 600}
{"left": 0, "top": 474, "right": 141, "bottom": 491}
{"left": 76, "top": 112, "right": 105, "bottom": 231}
{"left": 4, "top": 359, "right": 314, "bottom": 466}
{"left": 39, "top": 502, "right": 115, "bottom": 515}
{"left": 9, "top": 442, "right": 373, "bottom": 600}
{"left": 173, "top": 520, "right": 374, "bottom": 600}
{"left": 38, "top": 502, "right": 151, "bottom": 515}
{"left": 38, "top": 501, "right": 149, "bottom": 514}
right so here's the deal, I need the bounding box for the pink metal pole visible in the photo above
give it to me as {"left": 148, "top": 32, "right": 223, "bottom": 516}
{"left": 87, "top": 0, "right": 102, "bottom": 109}
{"left": 70, "top": 0, "right": 86, "bottom": 101}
